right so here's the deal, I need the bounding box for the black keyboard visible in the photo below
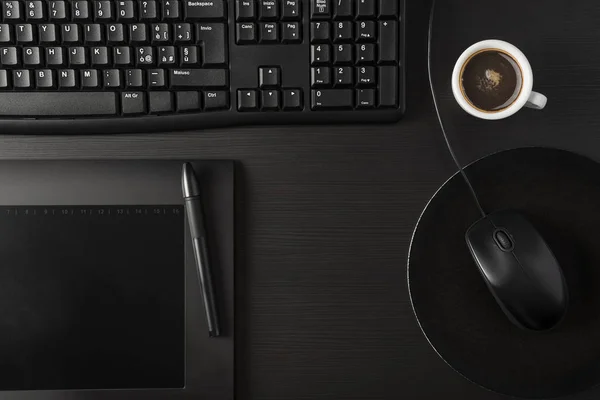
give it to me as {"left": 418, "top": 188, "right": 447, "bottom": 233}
{"left": 0, "top": 0, "right": 404, "bottom": 134}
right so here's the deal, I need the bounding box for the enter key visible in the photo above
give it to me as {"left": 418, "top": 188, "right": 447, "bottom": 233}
{"left": 196, "top": 23, "right": 227, "bottom": 66}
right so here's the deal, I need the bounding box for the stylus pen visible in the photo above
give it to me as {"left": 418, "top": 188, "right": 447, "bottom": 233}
{"left": 182, "top": 163, "right": 220, "bottom": 337}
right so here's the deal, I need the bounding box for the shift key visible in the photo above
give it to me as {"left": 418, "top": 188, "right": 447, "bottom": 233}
{"left": 170, "top": 69, "right": 228, "bottom": 88}
{"left": 184, "top": 0, "right": 225, "bottom": 19}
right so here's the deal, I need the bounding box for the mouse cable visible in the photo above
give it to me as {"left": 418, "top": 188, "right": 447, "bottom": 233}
{"left": 428, "top": 0, "right": 487, "bottom": 218}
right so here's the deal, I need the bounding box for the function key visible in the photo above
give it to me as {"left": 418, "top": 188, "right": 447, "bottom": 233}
{"left": 310, "top": 0, "right": 330, "bottom": 19}
{"left": 238, "top": 89, "right": 258, "bottom": 111}
{"left": 259, "top": 66, "right": 280, "bottom": 88}
{"left": 334, "top": 0, "right": 353, "bottom": 19}
{"left": 281, "top": 22, "right": 301, "bottom": 43}
{"left": 310, "top": 21, "right": 329, "bottom": 42}
{"left": 283, "top": 89, "right": 303, "bottom": 110}
{"left": 282, "top": 0, "right": 301, "bottom": 20}
{"left": 378, "top": 0, "right": 398, "bottom": 17}
{"left": 163, "top": 0, "right": 180, "bottom": 19}
{"left": 259, "top": 0, "right": 278, "bottom": 21}
{"left": 236, "top": 22, "right": 257, "bottom": 44}
{"left": 261, "top": 89, "right": 279, "bottom": 110}
{"left": 184, "top": 0, "right": 225, "bottom": 20}
{"left": 357, "top": 0, "right": 376, "bottom": 18}
{"left": 236, "top": 0, "right": 255, "bottom": 21}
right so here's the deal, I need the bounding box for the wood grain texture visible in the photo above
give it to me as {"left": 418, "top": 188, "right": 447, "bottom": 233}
{"left": 4, "top": 0, "right": 598, "bottom": 399}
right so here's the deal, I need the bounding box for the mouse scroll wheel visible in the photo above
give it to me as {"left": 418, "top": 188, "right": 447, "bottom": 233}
{"left": 494, "top": 230, "right": 514, "bottom": 251}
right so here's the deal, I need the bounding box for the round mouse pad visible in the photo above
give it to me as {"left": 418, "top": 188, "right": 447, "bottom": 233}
{"left": 408, "top": 147, "right": 600, "bottom": 399}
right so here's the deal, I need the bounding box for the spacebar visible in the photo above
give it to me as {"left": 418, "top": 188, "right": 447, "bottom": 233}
{"left": 0, "top": 92, "right": 116, "bottom": 116}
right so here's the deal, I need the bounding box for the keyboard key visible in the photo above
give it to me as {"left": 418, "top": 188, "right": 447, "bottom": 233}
{"left": 147, "top": 68, "right": 165, "bottom": 87}
{"left": 81, "top": 69, "right": 99, "bottom": 87}
{"left": 62, "top": 24, "right": 80, "bottom": 43}
{"left": 158, "top": 46, "right": 176, "bottom": 65}
{"left": 0, "top": 70, "right": 8, "bottom": 88}
{"left": 26, "top": 1, "right": 44, "bottom": 20}
{"left": 356, "top": 43, "right": 375, "bottom": 64}
{"left": 169, "top": 68, "right": 227, "bottom": 88}
{"left": 149, "top": 91, "right": 173, "bottom": 113}
{"left": 58, "top": 69, "right": 76, "bottom": 88}
{"left": 129, "top": 24, "right": 147, "bottom": 43}
{"left": 72, "top": 1, "right": 89, "bottom": 20}
{"left": 91, "top": 46, "right": 109, "bottom": 65}
{"left": 94, "top": 1, "right": 112, "bottom": 21}
{"left": 283, "top": 89, "right": 302, "bottom": 110}
{"left": 122, "top": 91, "right": 146, "bottom": 114}
{"left": 0, "top": 25, "right": 10, "bottom": 43}
{"left": 117, "top": 1, "right": 136, "bottom": 21}
{"left": 107, "top": 23, "right": 125, "bottom": 43}
{"left": 237, "top": 89, "right": 257, "bottom": 111}
{"left": 334, "top": 66, "right": 353, "bottom": 86}
{"left": 357, "top": 66, "right": 376, "bottom": 86}
{"left": 379, "top": 0, "right": 398, "bottom": 17}
{"left": 35, "top": 69, "right": 54, "bottom": 88}
{"left": 180, "top": 46, "right": 198, "bottom": 64}
{"left": 136, "top": 46, "right": 154, "bottom": 65}
{"left": 310, "top": 21, "right": 329, "bottom": 42}
{"left": 176, "top": 91, "right": 200, "bottom": 112}
{"left": 163, "top": 0, "right": 180, "bottom": 19}
{"left": 333, "top": 21, "right": 353, "bottom": 42}
{"left": 378, "top": 66, "right": 397, "bottom": 107}
{"left": 0, "top": 47, "right": 18, "bottom": 65}
{"left": 23, "top": 46, "right": 41, "bottom": 66}
{"left": 185, "top": 0, "right": 225, "bottom": 20}
{"left": 357, "top": 0, "right": 376, "bottom": 18}
{"left": 39, "top": 24, "right": 58, "bottom": 43}
{"left": 259, "top": 66, "right": 279, "bottom": 87}
{"left": 334, "top": 44, "right": 353, "bottom": 64}
{"left": 140, "top": 0, "right": 158, "bottom": 20}
{"left": 68, "top": 46, "right": 86, "bottom": 65}
{"left": 49, "top": 1, "right": 67, "bottom": 20}
{"left": 311, "top": 44, "right": 330, "bottom": 64}
{"left": 84, "top": 24, "right": 103, "bottom": 43}
{"left": 334, "top": 0, "right": 353, "bottom": 18}
{"left": 310, "top": 0, "right": 330, "bottom": 19}
{"left": 204, "top": 90, "right": 228, "bottom": 110}
{"left": 13, "top": 70, "right": 31, "bottom": 88}
{"left": 0, "top": 92, "right": 116, "bottom": 115}
{"left": 282, "top": 0, "right": 300, "bottom": 20}
{"left": 281, "top": 22, "right": 301, "bottom": 43}
{"left": 152, "top": 23, "right": 170, "bottom": 43}
{"left": 379, "top": 21, "right": 398, "bottom": 62}
{"left": 356, "top": 21, "right": 376, "bottom": 42}
{"left": 175, "top": 23, "right": 193, "bottom": 42}
{"left": 311, "top": 66, "right": 330, "bottom": 86}
{"left": 236, "top": 23, "right": 256, "bottom": 44}
{"left": 236, "top": 0, "right": 255, "bottom": 20}
{"left": 357, "top": 88, "right": 375, "bottom": 108}
{"left": 196, "top": 23, "right": 226, "bottom": 65}
{"left": 46, "top": 47, "right": 63, "bottom": 65}
{"left": 125, "top": 68, "right": 143, "bottom": 87}
{"left": 3, "top": 1, "right": 22, "bottom": 20}
{"left": 261, "top": 89, "right": 279, "bottom": 110}
{"left": 259, "top": 0, "right": 277, "bottom": 21}
{"left": 114, "top": 46, "right": 131, "bottom": 65}
{"left": 16, "top": 24, "right": 34, "bottom": 43}
{"left": 259, "top": 23, "right": 278, "bottom": 43}
{"left": 311, "top": 89, "right": 353, "bottom": 109}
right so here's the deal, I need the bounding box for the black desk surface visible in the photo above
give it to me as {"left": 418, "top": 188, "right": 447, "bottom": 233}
{"left": 5, "top": 1, "right": 600, "bottom": 399}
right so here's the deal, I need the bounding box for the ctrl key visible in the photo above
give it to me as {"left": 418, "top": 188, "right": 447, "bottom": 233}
{"left": 204, "top": 90, "right": 229, "bottom": 110}
{"left": 121, "top": 91, "right": 146, "bottom": 115}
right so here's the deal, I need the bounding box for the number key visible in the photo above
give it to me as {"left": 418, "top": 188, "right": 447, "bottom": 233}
{"left": 356, "top": 43, "right": 375, "bottom": 64}
{"left": 49, "top": 1, "right": 67, "bottom": 20}
{"left": 311, "top": 66, "right": 330, "bottom": 87}
{"left": 356, "top": 21, "right": 376, "bottom": 42}
{"left": 117, "top": 1, "right": 136, "bottom": 20}
{"left": 311, "top": 44, "right": 330, "bottom": 65}
{"left": 72, "top": 1, "right": 90, "bottom": 20}
{"left": 357, "top": 0, "right": 376, "bottom": 17}
{"left": 3, "top": 1, "right": 22, "bottom": 20}
{"left": 310, "top": 21, "right": 329, "bottom": 42}
{"left": 26, "top": 1, "right": 44, "bottom": 20}
{"left": 334, "top": 44, "right": 353, "bottom": 64}
{"left": 357, "top": 66, "right": 376, "bottom": 86}
{"left": 334, "top": 66, "right": 353, "bottom": 86}
{"left": 94, "top": 1, "right": 112, "bottom": 21}
{"left": 333, "top": 21, "right": 353, "bottom": 42}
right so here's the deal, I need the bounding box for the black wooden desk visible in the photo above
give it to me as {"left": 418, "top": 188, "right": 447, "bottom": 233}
{"left": 4, "top": 1, "right": 600, "bottom": 399}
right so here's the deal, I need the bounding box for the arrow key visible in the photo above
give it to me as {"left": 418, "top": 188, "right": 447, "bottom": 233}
{"left": 237, "top": 89, "right": 258, "bottom": 111}
{"left": 259, "top": 66, "right": 280, "bottom": 88}
{"left": 282, "top": 22, "right": 301, "bottom": 43}
{"left": 261, "top": 89, "right": 280, "bottom": 111}
{"left": 283, "top": 88, "right": 303, "bottom": 111}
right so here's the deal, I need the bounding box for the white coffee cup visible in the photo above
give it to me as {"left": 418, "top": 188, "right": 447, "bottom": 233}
{"left": 451, "top": 40, "right": 547, "bottom": 120}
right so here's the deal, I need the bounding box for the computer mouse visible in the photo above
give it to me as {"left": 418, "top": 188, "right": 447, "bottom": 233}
{"left": 465, "top": 210, "right": 568, "bottom": 331}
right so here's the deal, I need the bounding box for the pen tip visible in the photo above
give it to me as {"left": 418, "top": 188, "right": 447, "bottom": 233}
{"left": 182, "top": 163, "right": 201, "bottom": 198}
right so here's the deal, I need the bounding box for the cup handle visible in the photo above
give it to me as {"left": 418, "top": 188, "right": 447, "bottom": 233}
{"left": 525, "top": 91, "right": 547, "bottom": 110}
